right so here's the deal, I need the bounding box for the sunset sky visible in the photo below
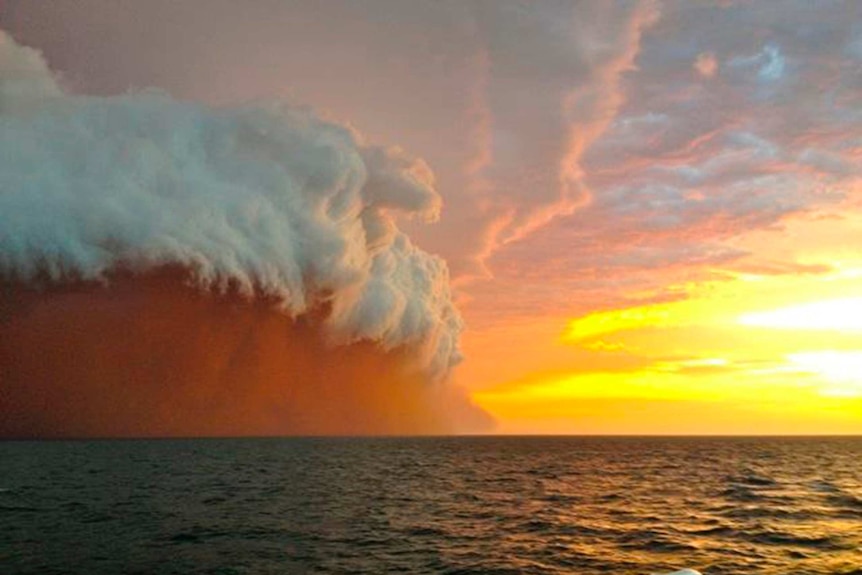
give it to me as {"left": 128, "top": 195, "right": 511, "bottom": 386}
{"left": 3, "top": 0, "right": 861, "bottom": 435}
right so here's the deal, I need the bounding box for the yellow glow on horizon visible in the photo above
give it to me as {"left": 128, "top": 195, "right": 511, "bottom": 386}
{"left": 739, "top": 297, "right": 862, "bottom": 332}
{"left": 466, "top": 210, "right": 862, "bottom": 434}
{"left": 472, "top": 264, "right": 862, "bottom": 434}
{"left": 473, "top": 361, "right": 862, "bottom": 435}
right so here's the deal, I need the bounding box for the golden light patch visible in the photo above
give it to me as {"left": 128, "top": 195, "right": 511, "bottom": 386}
{"left": 564, "top": 301, "right": 686, "bottom": 342}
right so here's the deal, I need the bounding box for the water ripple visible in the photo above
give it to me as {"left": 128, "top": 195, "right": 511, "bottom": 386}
{"left": 1, "top": 436, "right": 860, "bottom": 574}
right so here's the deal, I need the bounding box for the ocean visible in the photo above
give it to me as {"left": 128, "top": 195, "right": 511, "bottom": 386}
{"left": 1, "top": 437, "right": 860, "bottom": 574}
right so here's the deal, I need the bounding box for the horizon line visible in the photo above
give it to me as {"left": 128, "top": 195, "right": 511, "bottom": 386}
{"left": 3, "top": 433, "right": 861, "bottom": 442}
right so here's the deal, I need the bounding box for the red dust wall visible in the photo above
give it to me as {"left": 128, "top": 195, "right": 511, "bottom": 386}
{"left": 0, "top": 268, "right": 486, "bottom": 438}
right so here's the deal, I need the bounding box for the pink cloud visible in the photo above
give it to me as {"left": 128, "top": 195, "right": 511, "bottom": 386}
{"left": 460, "top": 1, "right": 862, "bottom": 323}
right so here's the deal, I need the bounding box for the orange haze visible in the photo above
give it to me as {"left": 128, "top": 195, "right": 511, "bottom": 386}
{"left": 0, "top": 268, "right": 490, "bottom": 438}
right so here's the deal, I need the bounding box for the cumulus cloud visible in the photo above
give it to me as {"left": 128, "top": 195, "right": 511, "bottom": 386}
{"left": 0, "top": 31, "right": 494, "bottom": 436}
{"left": 0, "top": 30, "right": 461, "bottom": 376}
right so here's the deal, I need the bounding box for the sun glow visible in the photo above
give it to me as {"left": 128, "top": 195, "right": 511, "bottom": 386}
{"left": 739, "top": 297, "right": 862, "bottom": 332}
{"left": 472, "top": 272, "right": 862, "bottom": 434}
{"left": 788, "top": 351, "right": 862, "bottom": 397}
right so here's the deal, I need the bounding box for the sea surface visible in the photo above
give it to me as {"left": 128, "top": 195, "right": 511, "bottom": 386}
{"left": 1, "top": 436, "right": 861, "bottom": 574}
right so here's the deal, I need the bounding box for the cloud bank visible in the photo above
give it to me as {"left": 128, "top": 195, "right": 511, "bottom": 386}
{"left": 1, "top": 0, "right": 658, "bottom": 279}
{"left": 0, "top": 32, "right": 486, "bottom": 437}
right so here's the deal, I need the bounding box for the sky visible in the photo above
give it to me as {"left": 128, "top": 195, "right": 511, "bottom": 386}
{"left": 2, "top": 0, "right": 861, "bottom": 435}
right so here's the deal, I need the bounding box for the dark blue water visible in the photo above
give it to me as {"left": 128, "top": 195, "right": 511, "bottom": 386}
{"left": 1, "top": 437, "right": 861, "bottom": 574}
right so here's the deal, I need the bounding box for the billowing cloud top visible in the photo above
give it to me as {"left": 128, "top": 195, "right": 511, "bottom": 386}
{"left": 0, "top": 32, "right": 462, "bottom": 376}
{"left": 0, "top": 0, "right": 658, "bottom": 280}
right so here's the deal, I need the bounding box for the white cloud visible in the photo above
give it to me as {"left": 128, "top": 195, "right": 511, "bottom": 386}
{"left": 0, "top": 31, "right": 462, "bottom": 377}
